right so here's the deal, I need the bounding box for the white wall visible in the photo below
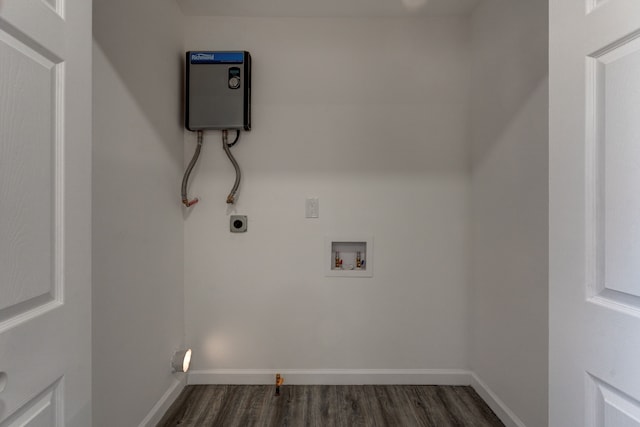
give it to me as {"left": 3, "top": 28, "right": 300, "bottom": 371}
{"left": 92, "top": 1, "right": 185, "bottom": 425}
{"left": 183, "top": 17, "right": 471, "bottom": 371}
{"left": 469, "top": 1, "right": 548, "bottom": 426}
{"left": 89, "top": 5, "right": 549, "bottom": 424}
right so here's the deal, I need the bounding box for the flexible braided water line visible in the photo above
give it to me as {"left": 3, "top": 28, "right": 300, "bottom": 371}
{"left": 223, "top": 130, "right": 242, "bottom": 204}
{"left": 181, "top": 130, "right": 203, "bottom": 207}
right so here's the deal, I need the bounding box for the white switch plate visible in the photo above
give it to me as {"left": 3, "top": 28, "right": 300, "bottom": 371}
{"left": 305, "top": 197, "right": 319, "bottom": 218}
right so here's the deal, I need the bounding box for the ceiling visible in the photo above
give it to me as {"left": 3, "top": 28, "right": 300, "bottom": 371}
{"left": 177, "top": 0, "right": 481, "bottom": 18}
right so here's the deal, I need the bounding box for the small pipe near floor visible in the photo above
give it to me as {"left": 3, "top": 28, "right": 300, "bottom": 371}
{"left": 275, "top": 373, "right": 284, "bottom": 396}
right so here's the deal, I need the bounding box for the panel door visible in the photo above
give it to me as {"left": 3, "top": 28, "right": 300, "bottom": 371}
{"left": 0, "top": 0, "right": 91, "bottom": 425}
{"left": 550, "top": 0, "right": 640, "bottom": 425}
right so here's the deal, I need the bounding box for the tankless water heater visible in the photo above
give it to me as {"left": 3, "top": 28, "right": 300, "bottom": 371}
{"left": 185, "top": 51, "right": 251, "bottom": 131}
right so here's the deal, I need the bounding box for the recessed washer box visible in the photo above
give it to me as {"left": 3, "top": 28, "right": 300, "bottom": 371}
{"left": 325, "top": 236, "right": 373, "bottom": 278}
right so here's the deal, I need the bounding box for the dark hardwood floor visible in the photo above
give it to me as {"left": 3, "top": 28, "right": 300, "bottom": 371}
{"left": 157, "top": 385, "right": 505, "bottom": 426}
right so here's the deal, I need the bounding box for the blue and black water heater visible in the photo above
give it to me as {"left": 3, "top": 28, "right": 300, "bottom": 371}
{"left": 185, "top": 51, "right": 251, "bottom": 131}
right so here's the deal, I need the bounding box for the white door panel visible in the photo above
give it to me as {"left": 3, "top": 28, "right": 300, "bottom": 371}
{"left": 0, "top": 380, "right": 61, "bottom": 427}
{"left": 589, "top": 376, "right": 640, "bottom": 427}
{"left": 0, "top": 0, "right": 91, "bottom": 425}
{"left": 0, "top": 21, "right": 59, "bottom": 316}
{"left": 0, "top": 0, "right": 64, "bottom": 55}
{"left": 550, "top": 0, "right": 640, "bottom": 425}
{"left": 600, "top": 37, "right": 640, "bottom": 298}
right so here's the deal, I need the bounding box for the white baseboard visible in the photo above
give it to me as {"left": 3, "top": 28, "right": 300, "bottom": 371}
{"left": 469, "top": 372, "right": 526, "bottom": 427}
{"left": 188, "top": 368, "right": 473, "bottom": 386}
{"left": 138, "top": 375, "right": 186, "bottom": 427}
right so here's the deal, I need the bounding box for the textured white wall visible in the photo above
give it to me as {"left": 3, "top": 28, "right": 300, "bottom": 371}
{"left": 92, "top": 1, "right": 185, "bottom": 425}
{"left": 183, "top": 17, "right": 471, "bottom": 371}
{"left": 468, "top": 1, "right": 549, "bottom": 426}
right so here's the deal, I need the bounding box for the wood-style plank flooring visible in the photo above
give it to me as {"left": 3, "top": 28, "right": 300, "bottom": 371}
{"left": 157, "top": 385, "right": 505, "bottom": 426}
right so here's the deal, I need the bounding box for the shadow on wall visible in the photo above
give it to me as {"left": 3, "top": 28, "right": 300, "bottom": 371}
{"left": 467, "top": 1, "right": 549, "bottom": 426}
{"left": 92, "top": 0, "right": 184, "bottom": 169}
{"left": 181, "top": 16, "right": 472, "bottom": 177}
{"left": 469, "top": 0, "right": 549, "bottom": 170}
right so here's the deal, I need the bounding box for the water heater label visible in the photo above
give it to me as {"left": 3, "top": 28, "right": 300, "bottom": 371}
{"left": 190, "top": 52, "right": 244, "bottom": 64}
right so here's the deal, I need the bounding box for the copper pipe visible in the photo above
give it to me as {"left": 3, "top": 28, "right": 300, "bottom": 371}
{"left": 275, "top": 373, "right": 284, "bottom": 396}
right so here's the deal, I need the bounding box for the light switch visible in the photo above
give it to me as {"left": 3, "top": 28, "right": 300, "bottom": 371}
{"left": 305, "top": 198, "right": 319, "bottom": 218}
